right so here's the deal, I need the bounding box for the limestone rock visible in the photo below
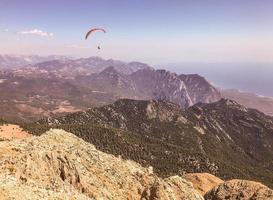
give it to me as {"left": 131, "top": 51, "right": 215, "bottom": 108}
{"left": 0, "top": 129, "right": 203, "bottom": 200}
{"left": 204, "top": 179, "right": 273, "bottom": 200}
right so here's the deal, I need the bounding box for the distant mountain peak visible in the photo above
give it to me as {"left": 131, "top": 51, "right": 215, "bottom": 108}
{"left": 99, "top": 66, "right": 119, "bottom": 74}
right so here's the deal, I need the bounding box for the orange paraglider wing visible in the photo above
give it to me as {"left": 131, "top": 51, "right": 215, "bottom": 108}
{"left": 85, "top": 28, "right": 106, "bottom": 40}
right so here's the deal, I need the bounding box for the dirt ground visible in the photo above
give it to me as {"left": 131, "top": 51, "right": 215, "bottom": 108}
{"left": 0, "top": 124, "right": 31, "bottom": 140}
{"left": 183, "top": 173, "right": 224, "bottom": 196}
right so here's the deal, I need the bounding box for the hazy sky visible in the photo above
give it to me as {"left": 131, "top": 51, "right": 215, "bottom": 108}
{"left": 1, "top": 0, "right": 273, "bottom": 64}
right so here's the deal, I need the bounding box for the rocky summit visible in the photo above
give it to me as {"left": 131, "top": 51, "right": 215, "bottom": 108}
{"left": 0, "top": 129, "right": 204, "bottom": 200}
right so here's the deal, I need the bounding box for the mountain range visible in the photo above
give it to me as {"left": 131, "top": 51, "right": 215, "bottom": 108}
{"left": 1, "top": 55, "right": 273, "bottom": 199}
{"left": 0, "top": 54, "right": 71, "bottom": 69}
{"left": 23, "top": 98, "right": 273, "bottom": 188}
{"left": 1, "top": 55, "right": 272, "bottom": 122}
{"left": 0, "top": 55, "right": 151, "bottom": 74}
{"left": 0, "top": 56, "right": 221, "bottom": 122}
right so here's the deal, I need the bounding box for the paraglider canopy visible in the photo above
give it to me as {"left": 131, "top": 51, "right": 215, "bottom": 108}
{"left": 85, "top": 28, "right": 106, "bottom": 40}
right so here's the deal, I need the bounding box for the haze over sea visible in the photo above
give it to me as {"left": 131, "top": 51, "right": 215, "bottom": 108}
{"left": 163, "top": 62, "right": 273, "bottom": 97}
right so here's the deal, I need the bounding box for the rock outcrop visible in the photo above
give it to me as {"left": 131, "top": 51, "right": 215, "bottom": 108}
{"left": 183, "top": 173, "right": 224, "bottom": 196}
{"left": 204, "top": 179, "right": 273, "bottom": 200}
{"left": 0, "top": 129, "right": 203, "bottom": 200}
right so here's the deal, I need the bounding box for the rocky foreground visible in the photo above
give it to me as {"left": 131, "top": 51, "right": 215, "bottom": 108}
{"left": 0, "top": 129, "right": 272, "bottom": 200}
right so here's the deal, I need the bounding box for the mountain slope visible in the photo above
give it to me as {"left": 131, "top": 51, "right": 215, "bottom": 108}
{"left": 0, "top": 73, "right": 117, "bottom": 122}
{"left": 76, "top": 66, "right": 137, "bottom": 96}
{"left": 179, "top": 74, "right": 221, "bottom": 104}
{"left": 24, "top": 98, "right": 273, "bottom": 188}
{"left": 131, "top": 69, "right": 193, "bottom": 107}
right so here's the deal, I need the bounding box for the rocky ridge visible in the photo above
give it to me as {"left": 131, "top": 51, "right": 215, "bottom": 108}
{"left": 0, "top": 129, "right": 204, "bottom": 200}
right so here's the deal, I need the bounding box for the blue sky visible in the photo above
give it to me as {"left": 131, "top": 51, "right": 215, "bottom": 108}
{"left": 1, "top": 0, "right": 273, "bottom": 64}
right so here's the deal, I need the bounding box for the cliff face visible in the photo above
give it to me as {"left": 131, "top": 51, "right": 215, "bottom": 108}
{"left": 131, "top": 69, "right": 221, "bottom": 108}
{"left": 179, "top": 74, "right": 221, "bottom": 104}
{"left": 0, "top": 129, "right": 203, "bottom": 200}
